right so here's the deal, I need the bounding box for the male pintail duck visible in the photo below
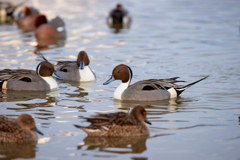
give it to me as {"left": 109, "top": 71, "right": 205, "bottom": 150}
{"left": 103, "top": 64, "right": 209, "bottom": 101}
{"left": 53, "top": 51, "right": 96, "bottom": 82}
{"left": 74, "top": 105, "right": 151, "bottom": 136}
{"left": 34, "top": 14, "right": 66, "bottom": 39}
{"left": 16, "top": 6, "right": 39, "bottom": 32}
{"left": 0, "top": 61, "right": 62, "bottom": 91}
{"left": 0, "top": 114, "right": 43, "bottom": 143}
{"left": 107, "top": 3, "right": 131, "bottom": 28}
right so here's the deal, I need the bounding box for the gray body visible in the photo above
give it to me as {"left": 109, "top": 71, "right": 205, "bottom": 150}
{"left": 55, "top": 61, "right": 80, "bottom": 81}
{"left": 122, "top": 81, "right": 171, "bottom": 101}
{"left": 0, "top": 69, "right": 50, "bottom": 91}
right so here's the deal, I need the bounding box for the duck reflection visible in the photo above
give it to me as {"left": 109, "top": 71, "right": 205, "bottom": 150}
{"left": 0, "top": 141, "right": 37, "bottom": 159}
{"left": 77, "top": 135, "right": 148, "bottom": 154}
{"left": 114, "top": 97, "right": 178, "bottom": 109}
{"left": 0, "top": 90, "right": 57, "bottom": 103}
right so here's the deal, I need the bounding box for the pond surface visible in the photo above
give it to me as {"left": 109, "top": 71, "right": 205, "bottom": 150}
{"left": 0, "top": 0, "right": 240, "bottom": 159}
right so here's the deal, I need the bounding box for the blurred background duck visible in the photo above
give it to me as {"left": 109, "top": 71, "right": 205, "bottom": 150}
{"left": 34, "top": 14, "right": 66, "bottom": 47}
{"left": 16, "top": 6, "right": 39, "bottom": 32}
{"left": 0, "top": 1, "right": 23, "bottom": 24}
{"left": 107, "top": 3, "right": 131, "bottom": 32}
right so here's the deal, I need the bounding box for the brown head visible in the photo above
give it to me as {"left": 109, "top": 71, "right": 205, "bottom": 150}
{"left": 130, "top": 105, "right": 151, "bottom": 125}
{"left": 17, "top": 114, "right": 44, "bottom": 135}
{"left": 21, "top": 7, "right": 33, "bottom": 16}
{"left": 116, "top": 4, "right": 122, "bottom": 9}
{"left": 103, "top": 64, "right": 132, "bottom": 85}
{"left": 36, "top": 61, "right": 55, "bottom": 77}
{"left": 112, "top": 64, "right": 132, "bottom": 83}
{"left": 77, "top": 51, "right": 90, "bottom": 69}
{"left": 36, "top": 61, "right": 62, "bottom": 79}
{"left": 34, "top": 14, "right": 48, "bottom": 28}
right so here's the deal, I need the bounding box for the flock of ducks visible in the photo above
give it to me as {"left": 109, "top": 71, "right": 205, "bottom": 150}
{"left": 0, "top": 3, "right": 209, "bottom": 143}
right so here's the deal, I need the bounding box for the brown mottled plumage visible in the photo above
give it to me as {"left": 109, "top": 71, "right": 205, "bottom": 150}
{"left": 0, "top": 114, "right": 43, "bottom": 143}
{"left": 74, "top": 105, "right": 151, "bottom": 136}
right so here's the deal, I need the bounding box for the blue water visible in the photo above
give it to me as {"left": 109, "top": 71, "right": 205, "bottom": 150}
{"left": 0, "top": 0, "right": 240, "bottom": 159}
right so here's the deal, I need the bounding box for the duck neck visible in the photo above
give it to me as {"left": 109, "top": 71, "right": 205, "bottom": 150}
{"left": 114, "top": 80, "right": 130, "bottom": 100}
{"left": 41, "top": 76, "right": 58, "bottom": 90}
{"left": 114, "top": 66, "right": 132, "bottom": 100}
{"left": 79, "top": 66, "right": 95, "bottom": 82}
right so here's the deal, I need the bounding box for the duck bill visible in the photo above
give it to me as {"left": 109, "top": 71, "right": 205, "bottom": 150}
{"left": 79, "top": 61, "right": 84, "bottom": 70}
{"left": 144, "top": 119, "right": 152, "bottom": 125}
{"left": 33, "top": 126, "right": 44, "bottom": 136}
{"left": 52, "top": 72, "right": 63, "bottom": 80}
{"left": 103, "top": 76, "right": 115, "bottom": 85}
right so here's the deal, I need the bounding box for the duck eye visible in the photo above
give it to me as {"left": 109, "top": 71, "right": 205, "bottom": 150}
{"left": 118, "top": 71, "right": 120, "bottom": 73}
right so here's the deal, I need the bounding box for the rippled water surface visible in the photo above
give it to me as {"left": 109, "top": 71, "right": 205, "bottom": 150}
{"left": 0, "top": 0, "right": 240, "bottom": 159}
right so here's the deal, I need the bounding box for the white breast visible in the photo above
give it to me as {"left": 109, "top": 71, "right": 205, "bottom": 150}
{"left": 114, "top": 79, "right": 130, "bottom": 100}
{"left": 79, "top": 66, "right": 95, "bottom": 82}
{"left": 41, "top": 76, "right": 58, "bottom": 90}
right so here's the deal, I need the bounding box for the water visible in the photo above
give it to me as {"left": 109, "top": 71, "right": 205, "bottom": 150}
{"left": 0, "top": 0, "right": 240, "bottom": 159}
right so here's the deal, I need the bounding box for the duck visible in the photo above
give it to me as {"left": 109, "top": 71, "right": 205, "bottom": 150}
{"left": 74, "top": 105, "right": 151, "bottom": 136}
{"left": 103, "top": 64, "right": 209, "bottom": 101}
{"left": 54, "top": 51, "right": 96, "bottom": 82}
{"left": 0, "top": 1, "right": 22, "bottom": 24}
{"left": 0, "top": 61, "right": 62, "bottom": 91}
{"left": 34, "top": 14, "right": 66, "bottom": 46}
{"left": 107, "top": 3, "right": 131, "bottom": 29}
{"left": 16, "top": 6, "right": 40, "bottom": 32}
{"left": 0, "top": 114, "right": 43, "bottom": 143}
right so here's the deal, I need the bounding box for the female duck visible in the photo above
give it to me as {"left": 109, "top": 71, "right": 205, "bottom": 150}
{"left": 0, "top": 61, "right": 62, "bottom": 91}
{"left": 103, "top": 64, "right": 209, "bottom": 101}
{"left": 54, "top": 51, "right": 96, "bottom": 82}
{"left": 0, "top": 114, "right": 43, "bottom": 143}
{"left": 74, "top": 105, "right": 151, "bottom": 136}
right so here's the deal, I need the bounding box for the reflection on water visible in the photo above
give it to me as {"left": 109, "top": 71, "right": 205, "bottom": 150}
{"left": 0, "top": 90, "right": 57, "bottom": 103}
{"left": 0, "top": 141, "right": 37, "bottom": 159}
{"left": 78, "top": 135, "right": 148, "bottom": 154}
{"left": 36, "top": 37, "right": 66, "bottom": 50}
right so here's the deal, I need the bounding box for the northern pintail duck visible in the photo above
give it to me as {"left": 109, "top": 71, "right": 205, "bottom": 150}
{"left": 34, "top": 14, "right": 66, "bottom": 46}
{"left": 0, "top": 114, "right": 43, "bottom": 143}
{"left": 0, "top": 61, "right": 62, "bottom": 91}
{"left": 54, "top": 51, "right": 96, "bottom": 82}
{"left": 34, "top": 14, "right": 66, "bottom": 39}
{"left": 107, "top": 4, "right": 131, "bottom": 29}
{"left": 16, "top": 6, "right": 39, "bottom": 32}
{"left": 74, "top": 105, "right": 151, "bottom": 136}
{"left": 103, "top": 64, "right": 209, "bottom": 101}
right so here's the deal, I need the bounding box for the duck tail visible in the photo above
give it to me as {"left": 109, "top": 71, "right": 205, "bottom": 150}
{"left": 175, "top": 75, "right": 209, "bottom": 96}
{"left": 35, "top": 51, "right": 49, "bottom": 62}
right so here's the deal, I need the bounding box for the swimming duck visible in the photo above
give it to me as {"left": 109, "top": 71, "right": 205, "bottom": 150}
{"left": 34, "top": 14, "right": 66, "bottom": 46}
{"left": 107, "top": 3, "right": 131, "bottom": 29}
{"left": 0, "top": 114, "right": 43, "bottom": 143}
{"left": 74, "top": 105, "right": 151, "bottom": 136}
{"left": 0, "top": 61, "right": 62, "bottom": 91}
{"left": 16, "top": 6, "right": 39, "bottom": 32}
{"left": 54, "top": 51, "right": 96, "bottom": 82}
{"left": 103, "top": 64, "right": 209, "bottom": 101}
